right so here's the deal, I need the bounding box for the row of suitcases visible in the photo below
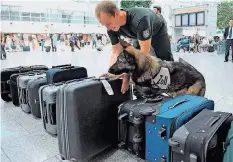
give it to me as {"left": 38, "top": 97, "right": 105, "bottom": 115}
{"left": 1, "top": 64, "right": 233, "bottom": 162}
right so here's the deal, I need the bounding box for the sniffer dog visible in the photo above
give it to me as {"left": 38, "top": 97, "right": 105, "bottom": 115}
{"left": 106, "top": 40, "right": 206, "bottom": 97}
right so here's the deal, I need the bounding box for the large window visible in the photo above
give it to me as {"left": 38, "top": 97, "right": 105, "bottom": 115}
{"left": 175, "top": 15, "right": 181, "bottom": 27}
{"left": 175, "top": 11, "right": 205, "bottom": 27}
{"left": 10, "top": 11, "right": 20, "bottom": 21}
{"left": 189, "top": 13, "right": 196, "bottom": 26}
{"left": 182, "top": 14, "right": 188, "bottom": 26}
{"left": 1, "top": 5, "right": 99, "bottom": 25}
{"left": 197, "top": 12, "right": 205, "bottom": 25}
{"left": 1, "top": 10, "right": 10, "bottom": 21}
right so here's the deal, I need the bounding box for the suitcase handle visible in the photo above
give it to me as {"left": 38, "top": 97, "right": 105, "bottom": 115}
{"left": 53, "top": 82, "right": 64, "bottom": 86}
{"left": 168, "top": 138, "right": 180, "bottom": 148}
{"left": 52, "top": 64, "right": 71, "bottom": 68}
{"left": 169, "top": 99, "right": 189, "bottom": 109}
{"left": 60, "top": 66, "right": 75, "bottom": 69}
{"left": 65, "top": 76, "right": 96, "bottom": 84}
{"left": 206, "top": 116, "right": 220, "bottom": 127}
{"left": 146, "top": 96, "right": 163, "bottom": 103}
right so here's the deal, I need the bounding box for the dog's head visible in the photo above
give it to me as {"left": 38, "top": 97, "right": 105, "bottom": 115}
{"left": 108, "top": 49, "right": 136, "bottom": 75}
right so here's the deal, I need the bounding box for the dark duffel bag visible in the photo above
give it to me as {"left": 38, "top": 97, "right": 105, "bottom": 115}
{"left": 46, "top": 46, "right": 51, "bottom": 52}
{"left": 23, "top": 46, "right": 30, "bottom": 52}
{"left": 208, "top": 45, "right": 215, "bottom": 52}
{"left": 1, "top": 65, "right": 48, "bottom": 102}
{"left": 56, "top": 78, "right": 131, "bottom": 161}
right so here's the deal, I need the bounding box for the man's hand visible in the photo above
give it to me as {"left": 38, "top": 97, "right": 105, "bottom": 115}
{"left": 99, "top": 73, "right": 130, "bottom": 94}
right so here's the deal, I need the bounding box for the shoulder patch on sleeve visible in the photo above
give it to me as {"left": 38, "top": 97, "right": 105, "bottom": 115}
{"left": 142, "top": 29, "right": 151, "bottom": 39}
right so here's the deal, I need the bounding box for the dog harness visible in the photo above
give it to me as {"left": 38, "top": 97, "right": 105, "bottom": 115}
{"left": 151, "top": 66, "right": 171, "bottom": 90}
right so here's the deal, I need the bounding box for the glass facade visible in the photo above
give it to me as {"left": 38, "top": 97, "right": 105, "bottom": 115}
{"left": 1, "top": 4, "right": 99, "bottom": 25}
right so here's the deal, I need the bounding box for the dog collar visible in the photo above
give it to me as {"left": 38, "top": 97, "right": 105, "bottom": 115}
{"left": 151, "top": 67, "right": 171, "bottom": 90}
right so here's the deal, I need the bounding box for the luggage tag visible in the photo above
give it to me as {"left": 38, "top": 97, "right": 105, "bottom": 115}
{"left": 99, "top": 78, "right": 114, "bottom": 95}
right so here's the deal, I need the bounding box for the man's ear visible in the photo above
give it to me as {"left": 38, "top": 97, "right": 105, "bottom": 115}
{"left": 119, "top": 38, "right": 131, "bottom": 49}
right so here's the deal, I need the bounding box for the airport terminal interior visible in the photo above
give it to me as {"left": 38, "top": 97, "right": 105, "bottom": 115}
{"left": 1, "top": 0, "right": 233, "bottom": 162}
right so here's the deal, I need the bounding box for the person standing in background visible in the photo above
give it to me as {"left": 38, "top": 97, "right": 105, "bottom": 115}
{"left": 60, "top": 33, "right": 65, "bottom": 51}
{"left": 69, "top": 34, "right": 75, "bottom": 52}
{"left": 41, "top": 39, "right": 45, "bottom": 52}
{"left": 6, "top": 35, "right": 12, "bottom": 52}
{"left": 52, "top": 34, "right": 57, "bottom": 52}
{"left": 224, "top": 18, "right": 233, "bottom": 62}
{"left": 1, "top": 34, "right": 7, "bottom": 59}
{"left": 193, "top": 31, "right": 201, "bottom": 53}
{"left": 91, "top": 33, "right": 97, "bottom": 49}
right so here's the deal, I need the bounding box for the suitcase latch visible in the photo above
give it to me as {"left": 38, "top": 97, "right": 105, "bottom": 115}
{"left": 160, "top": 155, "right": 166, "bottom": 162}
{"left": 158, "top": 125, "right": 167, "bottom": 140}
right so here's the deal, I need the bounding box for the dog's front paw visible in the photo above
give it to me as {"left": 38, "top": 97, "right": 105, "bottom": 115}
{"left": 99, "top": 73, "right": 119, "bottom": 79}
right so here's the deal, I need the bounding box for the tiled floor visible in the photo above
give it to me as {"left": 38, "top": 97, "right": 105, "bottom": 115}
{"left": 1, "top": 49, "right": 233, "bottom": 162}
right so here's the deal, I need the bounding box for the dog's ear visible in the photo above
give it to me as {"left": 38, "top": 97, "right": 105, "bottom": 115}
{"left": 119, "top": 38, "right": 132, "bottom": 49}
{"left": 124, "top": 46, "right": 141, "bottom": 56}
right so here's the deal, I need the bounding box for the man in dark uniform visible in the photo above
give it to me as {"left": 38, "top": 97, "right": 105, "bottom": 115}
{"left": 95, "top": 1, "right": 174, "bottom": 64}
{"left": 95, "top": 1, "right": 174, "bottom": 94}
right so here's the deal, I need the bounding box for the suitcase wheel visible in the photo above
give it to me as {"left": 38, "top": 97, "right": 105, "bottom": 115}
{"left": 168, "top": 138, "right": 180, "bottom": 148}
{"left": 133, "top": 116, "right": 143, "bottom": 125}
{"left": 133, "top": 134, "right": 143, "bottom": 143}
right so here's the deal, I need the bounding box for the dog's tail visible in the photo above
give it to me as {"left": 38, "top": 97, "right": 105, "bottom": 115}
{"left": 179, "top": 58, "right": 197, "bottom": 71}
{"left": 179, "top": 58, "right": 206, "bottom": 96}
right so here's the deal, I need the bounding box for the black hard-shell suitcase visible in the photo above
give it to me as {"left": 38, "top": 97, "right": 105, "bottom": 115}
{"left": 1, "top": 65, "right": 48, "bottom": 102}
{"left": 56, "top": 78, "right": 131, "bottom": 161}
{"left": 10, "top": 69, "right": 47, "bottom": 106}
{"left": 46, "top": 66, "right": 87, "bottom": 84}
{"left": 169, "top": 109, "right": 233, "bottom": 162}
{"left": 27, "top": 77, "right": 47, "bottom": 118}
{"left": 117, "top": 96, "right": 171, "bottom": 159}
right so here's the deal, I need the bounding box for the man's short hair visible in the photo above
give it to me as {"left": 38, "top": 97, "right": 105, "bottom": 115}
{"left": 230, "top": 18, "right": 233, "bottom": 20}
{"left": 153, "top": 5, "right": 162, "bottom": 13}
{"left": 95, "top": 1, "right": 119, "bottom": 18}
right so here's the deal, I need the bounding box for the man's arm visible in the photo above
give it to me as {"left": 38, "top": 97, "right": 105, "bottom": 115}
{"left": 110, "top": 43, "right": 122, "bottom": 66}
{"left": 136, "top": 16, "right": 153, "bottom": 55}
{"left": 223, "top": 27, "right": 228, "bottom": 40}
{"left": 107, "top": 30, "right": 122, "bottom": 66}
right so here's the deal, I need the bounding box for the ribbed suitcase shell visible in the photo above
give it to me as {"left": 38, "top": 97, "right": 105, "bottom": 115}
{"left": 10, "top": 70, "right": 47, "bottom": 106}
{"left": 39, "top": 83, "right": 64, "bottom": 136}
{"left": 27, "top": 77, "right": 47, "bottom": 118}
{"left": 145, "top": 95, "right": 214, "bottom": 162}
{"left": 1, "top": 65, "right": 48, "bottom": 102}
{"left": 17, "top": 72, "right": 46, "bottom": 113}
{"left": 56, "top": 78, "right": 131, "bottom": 161}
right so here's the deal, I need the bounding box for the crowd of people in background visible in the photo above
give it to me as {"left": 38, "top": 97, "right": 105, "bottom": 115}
{"left": 1, "top": 32, "right": 110, "bottom": 55}
{"left": 175, "top": 32, "right": 227, "bottom": 54}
